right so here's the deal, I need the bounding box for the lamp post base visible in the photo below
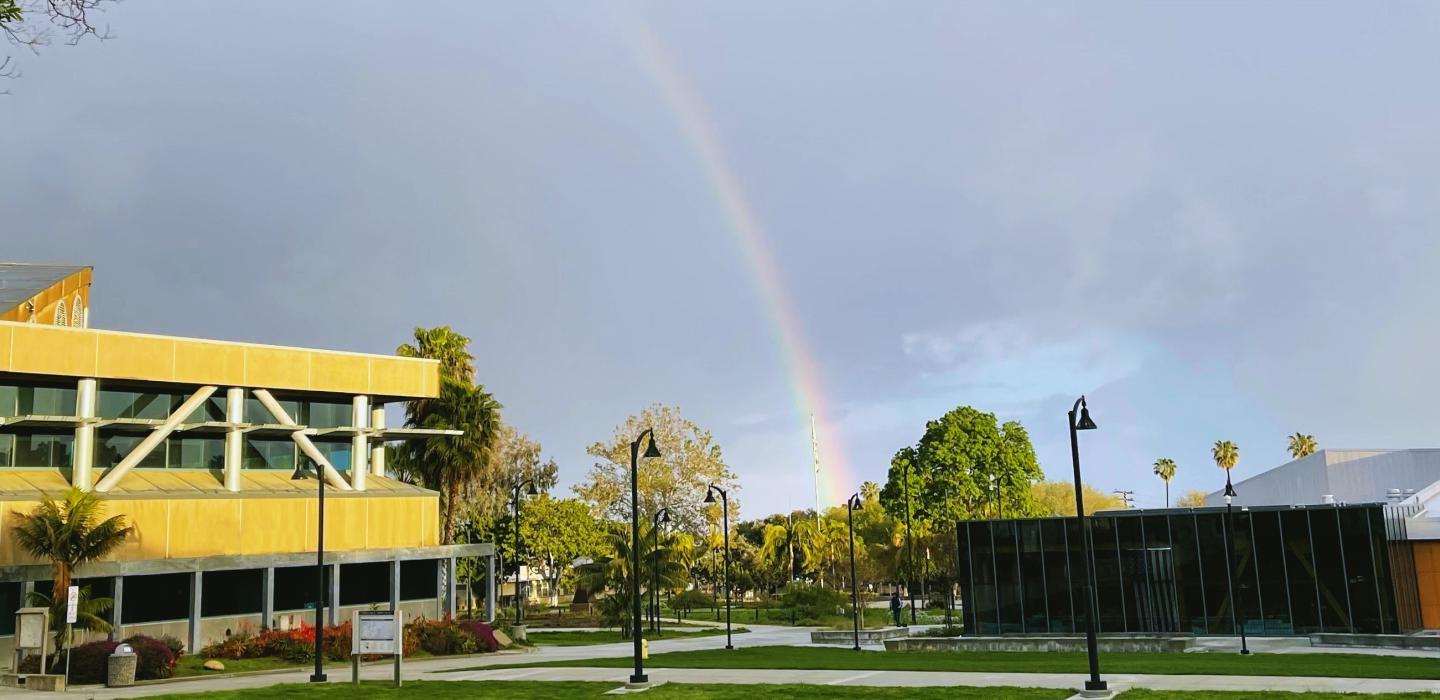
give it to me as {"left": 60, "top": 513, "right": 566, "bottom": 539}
{"left": 627, "top": 675, "right": 649, "bottom": 688}
{"left": 1084, "top": 680, "right": 1108, "bottom": 691}
{"left": 309, "top": 673, "right": 328, "bottom": 683}
{"left": 1240, "top": 649, "right": 1251, "bottom": 655}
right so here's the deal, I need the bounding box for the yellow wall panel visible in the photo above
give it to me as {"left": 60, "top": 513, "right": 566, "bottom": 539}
{"left": 173, "top": 340, "right": 247, "bottom": 386}
{"left": 96, "top": 333, "right": 175, "bottom": 380}
{"left": 0, "top": 323, "right": 12, "bottom": 371}
{"left": 240, "top": 499, "right": 310, "bottom": 556}
{"left": 8, "top": 324, "right": 98, "bottom": 378}
{"left": 309, "top": 353, "right": 369, "bottom": 395}
{"left": 168, "top": 500, "right": 242, "bottom": 557}
{"left": 321, "top": 497, "right": 368, "bottom": 551}
{"left": 0, "top": 500, "right": 44, "bottom": 565}
{"left": 117, "top": 500, "right": 172, "bottom": 561}
{"left": 245, "top": 346, "right": 310, "bottom": 390}
{"left": 368, "top": 358, "right": 425, "bottom": 399}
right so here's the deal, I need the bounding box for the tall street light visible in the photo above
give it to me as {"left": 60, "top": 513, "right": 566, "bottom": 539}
{"left": 290, "top": 460, "right": 327, "bottom": 683}
{"left": 846, "top": 492, "right": 862, "bottom": 651}
{"left": 704, "top": 485, "right": 733, "bottom": 649}
{"left": 628, "top": 428, "right": 662, "bottom": 686}
{"left": 902, "top": 462, "right": 916, "bottom": 625}
{"left": 1067, "top": 395, "right": 1105, "bottom": 694}
{"left": 511, "top": 478, "right": 539, "bottom": 626}
{"left": 1222, "top": 478, "right": 1251, "bottom": 655}
{"left": 651, "top": 508, "right": 671, "bottom": 636}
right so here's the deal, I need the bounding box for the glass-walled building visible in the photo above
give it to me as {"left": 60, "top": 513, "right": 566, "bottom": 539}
{"left": 957, "top": 504, "right": 1409, "bottom": 636}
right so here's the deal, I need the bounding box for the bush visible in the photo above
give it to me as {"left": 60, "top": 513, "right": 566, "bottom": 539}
{"left": 780, "top": 582, "right": 847, "bottom": 620}
{"left": 456, "top": 619, "right": 499, "bottom": 652}
{"left": 201, "top": 634, "right": 249, "bottom": 660}
{"left": 154, "top": 633, "right": 187, "bottom": 659}
{"left": 671, "top": 589, "right": 715, "bottom": 616}
{"left": 918, "top": 625, "right": 964, "bottom": 637}
{"left": 122, "top": 635, "right": 178, "bottom": 680}
{"left": 408, "top": 617, "right": 477, "bottom": 656}
{"left": 19, "top": 640, "right": 119, "bottom": 683}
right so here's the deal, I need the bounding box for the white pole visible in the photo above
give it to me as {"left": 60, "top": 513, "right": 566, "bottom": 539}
{"left": 810, "top": 414, "right": 822, "bottom": 526}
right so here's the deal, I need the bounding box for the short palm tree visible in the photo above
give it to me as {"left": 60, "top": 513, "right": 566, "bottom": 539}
{"left": 577, "top": 528, "right": 686, "bottom": 639}
{"left": 1212, "top": 440, "right": 1239, "bottom": 488}
{"left": 1287, "top": 433, "right": 1318, "bottom": 460}
{"left": 1153, "top": 458, "right": 1177, "bottom": 507}
{"left": 10, "top": 488, "right": 132, "bottom": 648}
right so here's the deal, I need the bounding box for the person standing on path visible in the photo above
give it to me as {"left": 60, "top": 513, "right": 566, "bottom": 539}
{"left": 889, "top": 591, "right": 904, "bottom": 627}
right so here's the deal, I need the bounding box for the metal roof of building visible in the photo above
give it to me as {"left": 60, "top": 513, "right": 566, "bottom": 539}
{"left": 0, "top": 263, "right": 88, "bottom": 313}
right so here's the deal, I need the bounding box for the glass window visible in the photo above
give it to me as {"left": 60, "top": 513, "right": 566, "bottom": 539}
{"left": 1370, "top": 509, "right": 1399, "bottom": 634}
{"left": 400, "top": 560, "right": 438, "bottom": 601}
{"left": 1281, "top": 509, "right": 1322, "bottom": 634}
{"left": 181, "top": 396, "right": 227, "bottom": 423}
{"left": 1018, "top": 520, "right": 1047, "bottom": 633}
{"left": 18, "top": 386, "right": 76, "bottom": 416}
{"left": 970, "top": 523, "right": 998, "bottom": 634}
{"left": 95, "top": 434, "right": 166, "bottom": 470}
{"left": 306, "top": 402, "right": 352, "bottom": 429}
{"left": 0, "top": 434, "right": 11, "bottom": 468}
{"left": 1040, "top": 518, "right": 1073, "bottom": 633}
{"left": 0, "top": 385, "right": 17, "bottom": 417}
{"left": 121, "top": 573, "right": 189, "bottom": 624}
{"left": 1310, "top": 508, "right": 1353, "bottom": 632}
{"left": 0, "top": 581, "right": 21, "bottom": 634}
{"left": 248, "top": 397, "right": 300, "bottom": 424}
{"left": 1117, "top": 516, "right": 1147, "bottom": 632}
{"left": 957, "top": 523, "right": 975, "bottom": 633}
{"left": 274, "top": 566, "right": 328, "bottom": 611}
{"left": 1196, "top": 511, "right": 1234, "bottom": 634}
{"left": 1065, "top": 517, "right": 1091, "bottom": 633}
{"left": 1338, "top": 507, "right": 1382, "bottom": 633}
{"left": 98, "top": 390, "right": 177, "bottom": 420}
{"left": 1091, "top": 517, "right": 1125, "bottom": 632}
{"left": 307, "top": 442, "right": 350, "bottom": 472}
{"left": 13, "top": 433, "right": 72, "bottom": 469}
{"left": 340, "top": 562, "right": 391, "bottom": 606}
{"left": 1169, "top": 513, "right": 1208, "bottom": 634}
{"left": 202, "top": 569, "right": 264, "bottom": 617}
{"left": 1251, "top": 511, "right": 1292, "bottom": 635}
{"left": 243, "top": 439, "right": 297, "bottom": 471}
{"left": 1230, "top": 510, "right": 1260, "bottom": 635}
{"left": 167, "top": 437, "right": 224, "bottom": 469}
{"left": 992, "top": 521, "right": 1022, "bottom": 632}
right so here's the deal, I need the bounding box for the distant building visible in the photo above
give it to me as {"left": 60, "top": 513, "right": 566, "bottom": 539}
{"left": 1204, "top": 449, "right": 1440, "bottom": 508}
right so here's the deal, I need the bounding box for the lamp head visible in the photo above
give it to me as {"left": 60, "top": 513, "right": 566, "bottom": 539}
{"left": 1075, "top": 398, "right": 1097, "bottom": 431}
{"left": 659, "top": 509, "right": 671, "bottom": 524}
{"left": 643, "top": 434, "right": 662, "bottom": 459}
{"left": 848, "top": 493, "right": 862, "bottom": 509}
{"left": 1223, "top": 480, "right": 1237, "bottom": 499}
{"left": 290, "top": 464, "right": 310, "bottom": 481}
{"left": 525, "top": 481, "right": 539, "bottom": 496}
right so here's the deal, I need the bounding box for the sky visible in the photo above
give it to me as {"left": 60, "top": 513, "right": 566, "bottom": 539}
{"left": 5, "top": 1, "right": 1440, "bottom": 518}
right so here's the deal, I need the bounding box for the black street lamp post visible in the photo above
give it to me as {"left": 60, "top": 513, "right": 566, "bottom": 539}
{"left": 291, "top": 461, "right": 327, "bottom": 683}
{"left": 1067, "top": 395, "right": 1106, "bottom": 694}
{"left": 651, "top": 508, "right": 671, "bottom": 636}
{"left": 846, "top": 492, "right": 862, "bottom": 651}
{"left": 1222, "top": 478, "right": 1251, "bottom": 655}
{"left": 628, "top": 429, "right": 662, "bottom": 685}
{"left": 703, "top": 485, "right": 733, "bottom": 649}
{"left": 511, "top": 479, "right": 539, "bottom": 626}
{"left": 902, "top": 462, "right": 916, "bottom": 625}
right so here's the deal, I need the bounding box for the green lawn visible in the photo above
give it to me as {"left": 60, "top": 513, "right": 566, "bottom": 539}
{"left": 527, "top": 627, "right": 747, "bottom": 646}
{"left": 149, "top": 680, "right": 1067, "bottom": 699}
{"left": 481, "top": 645, "right": 1440, "bottom": 680}
{"left": 174, "top": 656, "right": 307, "bottom": 677}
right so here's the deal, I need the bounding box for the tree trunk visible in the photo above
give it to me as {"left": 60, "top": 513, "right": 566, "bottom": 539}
{"left": 54, "top": 562, "right": 71, "bottom": 602}
{"left": 443, "top": 482, "right": 459, "bottom": 544}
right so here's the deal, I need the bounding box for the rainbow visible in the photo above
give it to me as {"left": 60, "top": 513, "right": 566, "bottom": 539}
{"left": 617, "top": 11, "right": 857, "bottom": 509}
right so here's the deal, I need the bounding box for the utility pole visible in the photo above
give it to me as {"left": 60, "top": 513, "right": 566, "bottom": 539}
{"left": 1113, "top": 490, "right": 1135, "bottom": 508}
{"left": 810, "top": 414, "right": 822, "bottom": 529}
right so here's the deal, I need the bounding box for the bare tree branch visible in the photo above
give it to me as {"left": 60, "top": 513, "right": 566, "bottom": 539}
{"left": 2, "top": 0, "right": 115, "bottom": 89}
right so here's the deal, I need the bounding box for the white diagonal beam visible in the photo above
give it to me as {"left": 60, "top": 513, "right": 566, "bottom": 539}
{"left": 251, "top": 389, "right": 352, "bottom": 490}
{"left": 94, "top": 386, "right": 218, "bottom": 492}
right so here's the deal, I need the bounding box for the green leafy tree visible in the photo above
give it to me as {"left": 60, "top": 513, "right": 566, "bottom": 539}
{"left": 576, "top": 527, "right": 686, "bottom": 639}
{"left": 1030, "top": 481, "right": 1126, "bottom": 516}
{"left": 1153, "top": 458, "right": 1177, "bottom": 507}
{"left": 10, "top": 488, "right": 131, "bottom": 647}
{"left": 1287, "top": 432, "right": 1318, "bottom": 460}
{"left": 517, "top": 496, "right": 606, "bottom": 606}
{"left": 1212, "top": 440, "right": 1239, "bottom": 476}
{"left": 1177, "top": 489, "right": 1209, "bottom": 508}
{"left": 576, "top": 404, "right": 738, "bottom": 536}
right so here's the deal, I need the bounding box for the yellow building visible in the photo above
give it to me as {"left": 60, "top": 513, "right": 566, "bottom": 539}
{"left": 0, "top": 264, "right": 495, "bottom": 656}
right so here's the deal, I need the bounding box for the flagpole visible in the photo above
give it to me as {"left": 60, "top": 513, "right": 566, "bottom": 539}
{"left": 809, "top": 413, "right": 822, "bottom": 528}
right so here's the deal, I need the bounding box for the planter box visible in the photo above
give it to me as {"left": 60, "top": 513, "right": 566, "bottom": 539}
{"left": 1310, "top": 633, "right": 1440, "bottom": 650}
{"left": 810, "top": 627, "right": 910, "bottom": 644}
{"left": 886, "top": 635, "right": 1193, "bottom": 654}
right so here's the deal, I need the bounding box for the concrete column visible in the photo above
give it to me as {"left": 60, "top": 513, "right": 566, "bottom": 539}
{"left": 188, "top": 572, "right": 203, "bottom": 654}
{"left": 484, "top": 555, "right": 496, "bottom": 623}
{"left": 447, "top": 556, "right": 458, "bottom": 619}
{"left": 350, "top": 396, "right": 369, "bottom": 491}
{"left": 110, "top": 577, "right": 122, "bottom": 639}
{"left": 389, "top": 560, "right": 401, "bottom": 612}
{"left": 261, "top": 567, "right": 275, "bottom": 629}
{"left": 329, "top": 564, "right": 341, "bottom": 626}
{"left": 224, "top": 389, "right": 245, "bottom": 492}
{"left": 72, "top": 378, "right": 97, "bottom": 490}
{"left": 369, "top": 405, "right": 386, "bottom": 478}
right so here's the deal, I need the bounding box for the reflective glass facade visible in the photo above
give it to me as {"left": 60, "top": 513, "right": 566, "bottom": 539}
{"left": 958, "top": 504, "right": 1403, "bottom": 636}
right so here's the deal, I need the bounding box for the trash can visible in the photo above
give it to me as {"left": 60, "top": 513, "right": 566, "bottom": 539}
{"left": 107, "top": 643, "right": 137, "bottom": 687}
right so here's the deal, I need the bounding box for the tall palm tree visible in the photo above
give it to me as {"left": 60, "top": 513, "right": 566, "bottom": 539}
{"left": 1153, "top": 458, "right": 1177, "bottom": 508}
{"left": 1212, "top": 440, "right": 1239, "bottom": 486}
{"left": 401, "top": 377, "right": 503, "bottom": 543}
{"left": 10, "top": 488, "right": 132, "bottom": 647}
{"left": 1287, "top": 433, "right": 1318, "bottom": 460}
{"left": 397, "top": 326, "right": 475, "bottom": 382}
